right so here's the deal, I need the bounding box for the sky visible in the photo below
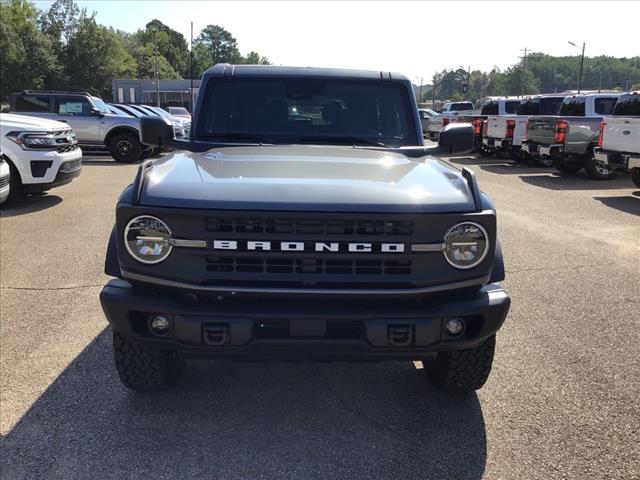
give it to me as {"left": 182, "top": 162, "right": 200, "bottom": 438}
{"left": 34, "top": 0, "right": 640, "bottom": 83}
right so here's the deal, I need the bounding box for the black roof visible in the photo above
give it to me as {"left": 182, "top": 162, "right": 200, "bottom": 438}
{"left": 203, "top": 64, "right": 410, "bottom": 82}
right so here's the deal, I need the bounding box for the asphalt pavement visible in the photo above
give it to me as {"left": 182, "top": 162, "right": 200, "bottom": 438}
{"left": 1, "top": 153, "right": 639, "bottom": 479}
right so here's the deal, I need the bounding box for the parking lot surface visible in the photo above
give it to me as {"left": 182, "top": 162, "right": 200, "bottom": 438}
{"left": 1, "top": 154, "right": 639, "bottom": 479}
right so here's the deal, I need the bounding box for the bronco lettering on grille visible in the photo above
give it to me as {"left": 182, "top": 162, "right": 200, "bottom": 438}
{"left": 212, "top": 240, "right": 406, "bottom": 253}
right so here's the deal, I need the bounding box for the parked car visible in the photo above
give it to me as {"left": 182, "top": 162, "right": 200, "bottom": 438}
{"left": 0, "top": 113, "right": 82, "bottom": 201}
{"left": 479, "top": 97, "right": 524, "bottom": 157}
{"left": 110, "top": 104, "right": 189, "bottom": 140}
{"left": 419, "top": 108, "right": 438, "bottom": 135}
{"left": 426, "top": 102, "right": 477, "bottom": 142}
{"left": 594, "top": 91, "right": 640, "bottom": 188}
{"left": 522, "top": 92, "right": 620, "bottom": 177}
{"left": 100, "top": 64, "right": 510, "bottom": 394}
{"left": 481, "top": 95, "right": 566, "bottom": 161}
{"left": 167, "top": 106, "right": 191, "bottom": 120}
{"left": 10, "top": 91, "right": 148, "bottom": 163}
{"left": 107, "top": 104, "right": 134, "bottom": 117}
{"left": 0, "top": 155, "right": 10, "bottom": 205}
{"left": 142, "top": 105, "right": 191, "bottom": 140}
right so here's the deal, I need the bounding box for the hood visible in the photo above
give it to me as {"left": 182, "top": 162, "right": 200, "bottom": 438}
{"left": 0, "top": 113, "right": 70, "bottom": 132}
{"left": 140, "top": 145, "right": 477, "bottom": 213}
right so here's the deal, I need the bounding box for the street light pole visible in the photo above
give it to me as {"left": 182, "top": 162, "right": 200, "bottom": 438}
{"left": 569, "top": 41, "right": 586, "bottom": 93}
{"left": 153, "top": 28, "right": 160, "bottom": 107}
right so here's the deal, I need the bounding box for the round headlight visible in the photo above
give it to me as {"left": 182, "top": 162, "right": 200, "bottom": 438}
{"left": 124, "top": 215, "right": 172, "bottom": 264}
{"left": 443, "top": 222, "right": 489, "bottom": 269}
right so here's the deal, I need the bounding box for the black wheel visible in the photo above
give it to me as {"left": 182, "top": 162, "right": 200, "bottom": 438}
{"left": 632, "top": 169, "right": 640, "bottom": 189}
{"left": 584, "top": 149, "right": 616, "bottom": 180}
{"left": 511, "top": 149, "right": 529, "bottom": 164}
{"left": 113, "top": 331, "right": 184, "bottom": 392}
{"left": 533, "top": 155, "right": 554, "bottom": 168}
{"left": 424, "top": 335, "right": 496, "bottom": 392}
{"left": 5, "top": 160, "right": 22, "bottom": 202}
{"left": 553, "top": 157, "right": 583, "bottom": 174}
{"left": 109, "top": 133, "right": 142, "bottom": 163}
{"left": 477, "top": 146, "right": 493, "bottom": 157}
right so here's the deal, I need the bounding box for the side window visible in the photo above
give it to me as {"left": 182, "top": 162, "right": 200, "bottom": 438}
{"left": 594, "top": 97, "right": 618, "bottom": 115}
{"left": 419, "top": 111, "right": 428, "bottom": 119}
{"left": 56, "top": 97, "right": 92, "bottom": 116}
{"left": 14, "top": 96, "right": 51, "bottom": 112}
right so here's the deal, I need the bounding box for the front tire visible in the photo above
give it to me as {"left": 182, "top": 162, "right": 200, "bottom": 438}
{"left": 109, "top": 133, "right": 142, "bottom": 163}
{"left": 113, "top": 331, "right": 184, "bottom": 391}
{"left": 584, "top": 149, "right": 616, "bottom": 180}
{"left": 424, "top": 335, "right": 496, "bottom": 392}
{"left": 533, "top": 155, "right": 554, "bottom": 168}
{"left": 632, "top": 169, "right": 640, "bottom": 189}
{"left": 554, "top": 157, "right": 583, "bottom": 174}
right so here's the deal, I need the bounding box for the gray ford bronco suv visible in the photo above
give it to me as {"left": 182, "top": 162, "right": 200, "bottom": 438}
{"left": 100, "top": 65, "right": 510, "bottom": 393}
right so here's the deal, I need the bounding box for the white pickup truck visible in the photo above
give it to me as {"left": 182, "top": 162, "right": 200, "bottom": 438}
{"left": 482, "top": 95, "right": 566, "bottom": 161}
{"left": 478, "top": 97, "right": 524, "bottom": 157}
{"left": 594, "top": 91, "right": 640, "bottom": 188}
{"left": 425, "top": 101, "right": 476, "bottom": 141}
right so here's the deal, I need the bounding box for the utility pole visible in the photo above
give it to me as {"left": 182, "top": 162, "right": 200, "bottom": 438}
{"left": 153, "top": 28, "right": 160, "bottom": 107}
{"left": 419, "top": 77, "right": 423, "bottom": 104}
{"left": 569, "top": 41, "right": 586, "bottom": 93}
{"left": 519, "top": 47, "right": 528, "bottom": 95}
{"left": 467, "top": 65, "right": 471, "bottom": 101}
{"left": 190, "top": 21, "right": 194, "bottom": 113}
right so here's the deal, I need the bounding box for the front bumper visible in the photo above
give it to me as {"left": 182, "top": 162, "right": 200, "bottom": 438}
{"left": 483, "top": 137, "right": 512, "bottom": 150}
{"left": 0, "top": 161, "right": 9, "bottom": 203}
{"left": 16, "top": 146, "right": 82, "bottom": 185}
{"left": 100, "top": 279, "right": 511, "bottom": 361}
{"left": 522, "top": 142, "right": 563, "bottom": 157}
{"left": 594, "top": 148, "right": 640, "bottom": 172}
{"left": 21, "top": 157, "right": 82, "bottom": 193}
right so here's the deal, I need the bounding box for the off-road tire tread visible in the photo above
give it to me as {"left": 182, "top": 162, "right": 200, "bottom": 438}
{"left": 113, "top": 331, "right": 184, "bottom": 391}
{"left": 425, "top": 335, "right": 496, "bottom": 392}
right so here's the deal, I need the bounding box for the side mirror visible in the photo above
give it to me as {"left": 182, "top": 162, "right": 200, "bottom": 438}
{"left": 90, "top": 108, "right": 103, "bottom": 117}
{"left": 423, "top": 123, "right": 474, "bottom": 156}
{"left": 140, "top": 116, "right": 174, "bottom": 148}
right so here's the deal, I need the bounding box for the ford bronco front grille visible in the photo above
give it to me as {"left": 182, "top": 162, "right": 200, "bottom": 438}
{"left": 206, "top": 256, "right": 412, "bottom": 275}
{"left": 204, "top": 216, "right": 414, "bottom": 236}
{"left": 57, "top": 143, "right": 79, "bottom": 153}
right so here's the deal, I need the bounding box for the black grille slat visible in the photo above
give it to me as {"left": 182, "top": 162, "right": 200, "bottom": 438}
{"left": 205, "top": 256, "right": 412, "bottom": 276}
{"left": 204, "top": 216, "right": 414, "bottom": 236}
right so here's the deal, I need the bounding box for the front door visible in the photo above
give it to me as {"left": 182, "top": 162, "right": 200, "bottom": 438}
{"left": 54, "top": 96, "right": 101, "bottom": 143}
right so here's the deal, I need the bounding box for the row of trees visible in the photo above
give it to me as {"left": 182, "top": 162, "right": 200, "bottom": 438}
{"left": 0, "top": 0, "right": 270, "bottom": 100}
{"left": 426, "top": 54, "right": 640, "bottom": 105}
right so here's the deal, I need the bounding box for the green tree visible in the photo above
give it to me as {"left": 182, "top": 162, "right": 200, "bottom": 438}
{"left": 193, "top": 25, "right": 242, "bottom": 72}
{"left": 130, "top": 45, "right": 180, "bottom": 79}
{"left": 243, "top": 51, "right": 271, "bottom": 65}
{"left": 134, "top": 19, "right": 188, "bottom": 77}
{"left": 0, "top": 0, "right": 58, "bottom": 99}
{"left": 64, "top": 18, "right": 136, "bottom": 96}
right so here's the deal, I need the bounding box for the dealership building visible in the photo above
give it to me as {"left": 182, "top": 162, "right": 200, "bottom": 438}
{"left": 111, "top": 79, "right": 201, "bottom": 111}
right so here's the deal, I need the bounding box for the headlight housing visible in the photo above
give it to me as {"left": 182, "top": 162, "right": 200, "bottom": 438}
{"left": 443, "top": 222, "right": 489, "bottom": 269}
{"left": 5, "top": 130, "right": 76, "bottom": 150}
{"left": 124, "top": 215, "right": 173, "bottom": 264}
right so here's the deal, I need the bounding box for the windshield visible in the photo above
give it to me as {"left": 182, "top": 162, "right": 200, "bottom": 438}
{"left": 504, "top": 101, "right": 520, "bottom": 114}
{"left": 148, "top": 106, "right": 171, "bottom": 118}
{"left": 481, "top": 102, "right": 498, "bottom": 115}
{"left": 196, "top": 77, "right": 416, "bottom": 146}
{"left": 613, "top": 95, "right": 640, "bottom": 116}
{"left": 560, "top": 97, "right": 586, "bottom": 116}
{"left": 169, "top": 107, "right": 189, "bottom": 115}
{"left": 91, "top": 97, "right": 111, "bottom": 114}
{"left": 114, "top": 104, "right": 143, "bottom": 118}
{"left": 450, "top": 102, "right": 474, "bottom": 111}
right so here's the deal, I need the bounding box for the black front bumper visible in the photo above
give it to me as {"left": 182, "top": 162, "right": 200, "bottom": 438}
{"left": 100, "top": 279, "right": 510, "bottom": 361}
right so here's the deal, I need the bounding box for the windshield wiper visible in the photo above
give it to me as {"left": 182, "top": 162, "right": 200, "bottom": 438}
{"left": 297, "top": 136, "right": 388, "bottom": 148}
{"left": 201, "top": 132, "right": 274, "bottom": 144}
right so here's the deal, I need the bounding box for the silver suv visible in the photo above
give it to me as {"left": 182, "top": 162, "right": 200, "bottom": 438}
{"left": 10, "top": 90, "right": 148, "bottom": 163}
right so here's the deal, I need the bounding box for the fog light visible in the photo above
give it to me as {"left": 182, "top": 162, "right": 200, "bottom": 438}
{"left": 445, "top": 318, "right": 464, "bottom": 336}
{"left": 149, "top": 315, "right": 170, "bottom": 335}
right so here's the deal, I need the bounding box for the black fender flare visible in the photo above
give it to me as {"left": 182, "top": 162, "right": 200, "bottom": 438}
{"left": 490, "top": 238, "right": 505, "bottom": 283}
{"left": 105, "top": 225, "right": 121, "bottom": 278}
